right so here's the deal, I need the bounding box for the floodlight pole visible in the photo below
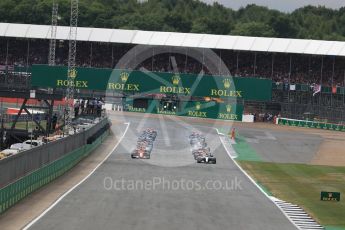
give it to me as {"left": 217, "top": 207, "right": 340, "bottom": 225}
{"left": 64, "top": 0, "right": 79, "bottom": 134}
{"left": 48, "top": 0, "right": 58, "bottom": 66}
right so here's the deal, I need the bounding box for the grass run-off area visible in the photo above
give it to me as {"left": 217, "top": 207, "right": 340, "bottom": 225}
{"left": 231, "top": 133, "right": 345, "bottom": 229}
{"left": 238, "top": 160, "right": 345, "bottom": 229}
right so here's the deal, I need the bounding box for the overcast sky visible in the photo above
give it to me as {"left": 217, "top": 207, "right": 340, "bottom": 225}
{"left": 202, "top": 0, "right": 345, "bottom": 12}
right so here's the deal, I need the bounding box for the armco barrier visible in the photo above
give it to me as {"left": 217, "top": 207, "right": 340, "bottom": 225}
{"left": 0, "top": 118, "right": 109, "bottom": 188}
{"left": 0, "top": 128, "right": 109, "bottom": 214}
{"left": 277, "top": 118, "right": 345, "bottom": 132}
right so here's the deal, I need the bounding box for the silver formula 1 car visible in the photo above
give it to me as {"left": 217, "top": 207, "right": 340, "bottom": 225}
{"left": 196, "top": 154, "right": 216, "bottom": 164}
{"left": 189, "top": 132, "right": 216, "bottom": 164}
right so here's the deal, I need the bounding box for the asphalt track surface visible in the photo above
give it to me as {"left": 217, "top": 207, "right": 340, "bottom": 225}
{"left": 28, "top": 114, "right": 296, "bottom": 230}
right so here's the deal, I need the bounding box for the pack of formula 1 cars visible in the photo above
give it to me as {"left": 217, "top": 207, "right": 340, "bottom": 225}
{"left": 189, "top": 132, "right": 216, "bottom": 164}
{"left": 131, "top": 128, "right": 157, "bottom": 159}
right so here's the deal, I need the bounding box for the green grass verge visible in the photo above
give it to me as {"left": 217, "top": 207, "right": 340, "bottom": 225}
{"left": 216, "top": 126, "right": 262, "bottom": 161}
{"left": 232, "top": 135, "right": 262, "bottom": 162}
{"left": 238, "top": 160, "right": 345, "bottom": 229}
{"left": 325, "top": 226, "right": 345, "bottom": 230}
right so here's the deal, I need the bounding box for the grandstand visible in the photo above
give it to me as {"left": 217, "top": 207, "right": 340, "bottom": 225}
{"left": 0, "top": 22, "right": 345, "bottom": 123}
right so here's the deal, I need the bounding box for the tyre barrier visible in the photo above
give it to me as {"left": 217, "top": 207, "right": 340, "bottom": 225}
{"left": 0, "top": 128, "right": 109, "bottom": 214}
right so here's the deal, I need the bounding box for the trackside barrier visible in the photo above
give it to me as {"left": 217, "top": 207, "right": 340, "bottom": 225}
{"left": 0, "top": 118, "right": 110, "bottom": 188}
{"left": 0, "top": 129, "right": 109, "bottom": 214}
{"left": 277, "top": 117, "right": 345, "bottom": 132}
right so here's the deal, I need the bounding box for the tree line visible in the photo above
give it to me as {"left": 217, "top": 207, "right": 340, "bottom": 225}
{"left": 1, "top": 0, "right": 345, "bottom": 41}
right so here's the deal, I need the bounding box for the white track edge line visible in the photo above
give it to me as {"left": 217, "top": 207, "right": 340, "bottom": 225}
{"left": 23, "top": 122, "right": 130, "bottom": 230}
{"left": 215, "top": 128, "right": 302, "bottom": 230}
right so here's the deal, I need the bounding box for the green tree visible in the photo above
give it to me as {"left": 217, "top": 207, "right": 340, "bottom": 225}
{"left": 231, "top": 22, "right": 275, "bottom": 37}
{"left": 270, "top": 15, "right": 297, "bottom": 38}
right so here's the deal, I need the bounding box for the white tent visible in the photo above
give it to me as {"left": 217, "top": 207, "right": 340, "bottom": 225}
{"left": 1, "top": 22, "right": 345, "bottom": 56}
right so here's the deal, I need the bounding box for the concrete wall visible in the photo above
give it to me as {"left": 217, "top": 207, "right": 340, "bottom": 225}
{"left": 0, "top": 118, "right": 110, "bottom": 188}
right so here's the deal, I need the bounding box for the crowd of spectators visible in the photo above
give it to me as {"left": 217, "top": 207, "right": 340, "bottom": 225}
{"left": 0, "top": 72, "right": 30, "bottom": 89}
{"left": 1, "top": 38, "right": 345, "bottom": 87}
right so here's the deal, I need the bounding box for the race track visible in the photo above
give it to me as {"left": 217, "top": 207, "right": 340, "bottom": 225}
{"left": 27, "top": 114, "right": 296, "bottom": 230}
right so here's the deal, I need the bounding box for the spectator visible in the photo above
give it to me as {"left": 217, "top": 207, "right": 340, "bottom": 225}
{"left": 97, "top": 99, "right": 103, "bottom": 117}
{"left": 52, "top": 113, "right": 58, "bottom": 132}
{"left": 80, "top": 99, "right": 85, "bottom": 114}
{"left": 34, "top": 113, "right": 41, "bottom": 125}
{"left": 1, "top": 37, "right": 345, "bottom": 87}
{"left": 74, "top": 100, "right": 80, "bottom": 118}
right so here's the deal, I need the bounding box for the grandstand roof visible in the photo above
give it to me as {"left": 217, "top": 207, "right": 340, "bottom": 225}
{"left": 1, "top": 22, "right": 345, "bottom": 56}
